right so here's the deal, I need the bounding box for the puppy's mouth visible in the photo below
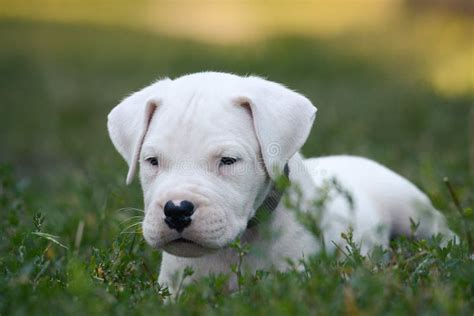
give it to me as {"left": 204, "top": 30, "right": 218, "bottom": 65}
{"left": 163, "top": 236, "right": 219, "bottom": 258}
{"left": 171, "top": 237, "right": 196, "bottom": 244}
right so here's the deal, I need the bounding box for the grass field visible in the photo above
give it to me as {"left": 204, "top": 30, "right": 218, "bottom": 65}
{"left": 0, "top": 4, "right": 473, "bottom": 315}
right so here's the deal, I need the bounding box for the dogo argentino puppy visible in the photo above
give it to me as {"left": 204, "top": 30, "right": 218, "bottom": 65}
{"left": 107, "top": 72, "right": 456, "bottom": 294}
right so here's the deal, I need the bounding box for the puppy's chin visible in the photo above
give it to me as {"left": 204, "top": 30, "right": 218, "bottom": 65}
{"left": 162, "top": 239, "right": 218, "bottom": 258}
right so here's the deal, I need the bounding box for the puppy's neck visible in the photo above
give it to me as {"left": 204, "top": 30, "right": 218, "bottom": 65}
{"left": 241, "top": 152, "right": 317, "bottom": 244}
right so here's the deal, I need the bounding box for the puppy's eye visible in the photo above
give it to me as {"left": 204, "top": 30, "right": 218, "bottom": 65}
{"left": 145, "top": 157, "right": 159, "bottom": 166}
{"left": 220, "top": 157, "right": 238, "bottom": 166}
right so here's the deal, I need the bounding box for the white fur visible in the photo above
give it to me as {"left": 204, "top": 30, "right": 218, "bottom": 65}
{"left": 107, "top": 72, "right": 456, "bottom": 295}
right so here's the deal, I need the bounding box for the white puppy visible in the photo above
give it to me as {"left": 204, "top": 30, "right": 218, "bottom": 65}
{"left": 108, "top": 72, "right": 455, "bottom": 294}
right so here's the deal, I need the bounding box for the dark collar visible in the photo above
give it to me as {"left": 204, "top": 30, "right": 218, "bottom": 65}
{"left": 246, "top": 164, "right": 290, "bottom": 229}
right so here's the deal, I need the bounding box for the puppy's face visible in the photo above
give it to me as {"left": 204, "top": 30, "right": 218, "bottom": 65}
{"left": 140, "top": 91, "right": 268, "bottom": 257}
{"left": 108, "top": 72, "right": 316, "bottom": 258}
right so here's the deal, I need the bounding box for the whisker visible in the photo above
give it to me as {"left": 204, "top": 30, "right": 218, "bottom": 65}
{"left": 119, "top": 216, "right": 145, "bottom": 225}
{"left": 121, "top": 221, "right": 143, "bottom": 233}
{"left": 120, "top": 230, "right": 142, "bottom": 235}
{"left": 117, "top": 207, "right": 145, "bottom": 213}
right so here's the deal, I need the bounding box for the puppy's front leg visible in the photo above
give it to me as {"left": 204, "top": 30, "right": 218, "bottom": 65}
{"left": 158, "top": 255, "right": 195, "bottom": 300}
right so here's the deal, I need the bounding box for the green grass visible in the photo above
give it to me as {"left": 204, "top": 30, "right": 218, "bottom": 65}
{"left": 0, "top": 18, "right": 473, "bottom": 315}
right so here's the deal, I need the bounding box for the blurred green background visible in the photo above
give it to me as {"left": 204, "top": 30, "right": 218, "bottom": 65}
{"left": 0, "top": 0, "right": 473, "bottom": 247}
{"left": 1, "top": 0, "right": 472, "bottom": 202}
{"left": 0, "top": 1, "right": 473, "bottom": 313}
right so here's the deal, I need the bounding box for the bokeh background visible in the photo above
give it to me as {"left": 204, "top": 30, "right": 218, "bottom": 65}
{"left": 0, "top": 1, "right": 473, "bottom": 314}
{"left": 0, "top": 0, "right": 472, "bottom": 241}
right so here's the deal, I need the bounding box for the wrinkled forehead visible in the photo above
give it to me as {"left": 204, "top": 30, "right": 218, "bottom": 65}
{"left": 144, "top": 87, "right": 258, "bottom": 156}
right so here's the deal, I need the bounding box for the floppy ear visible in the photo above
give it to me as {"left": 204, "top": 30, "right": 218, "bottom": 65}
{"left": 107, "top": 79, "right": 170, "bottom": 184}
{"left": 235, "top": 76, "right": 317, "bottom": 180}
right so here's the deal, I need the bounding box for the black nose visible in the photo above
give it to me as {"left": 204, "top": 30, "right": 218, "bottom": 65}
{"left": 163, "top": 200, "right": 195, "bottom": 232}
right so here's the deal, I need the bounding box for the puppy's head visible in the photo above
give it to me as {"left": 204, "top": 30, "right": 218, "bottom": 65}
{"left": 108, "top": 72, "right": 316, "bottom": 257}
